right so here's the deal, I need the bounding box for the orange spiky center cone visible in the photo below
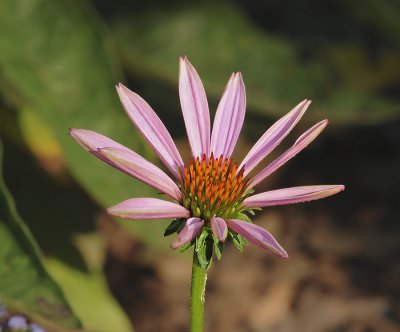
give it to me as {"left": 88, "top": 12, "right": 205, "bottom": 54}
{"left": 181, "top": 153, "right": 250, "bottom": 221}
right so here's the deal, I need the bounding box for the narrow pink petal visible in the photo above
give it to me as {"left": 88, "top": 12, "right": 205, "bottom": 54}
{"left": 243, "top": 185, "right": 345, "bottom": 208}
{"left": 210, "top": 217, "right": 228, "bottom": 242}
{"left": 98, "top": 147, "right": 181, "bottom": 201}
{"left": 171, "top": 218, "right": 204, "bottom": 249}
{"left": 210, "top": 72, "right": 246, "bottom": 158}
{"left": 69, "top": 128, "right": 132, "bottom": 166}
{"left": 107, "top": 198, "right": 190, "bottom": 220}
{"left": 240, "top": 99, "right": 311, "bottom": 176}
{"left": 179, "top": 56, "right": 210, "bottom": 157}
{"left": 69, "top": 128, "right": 129, "bottom": 151}
{"left": 250, "top": 120, "right": 328, "bottom": 188}
{"left": 116, "top": 83, "right": 184, "bottom": 180}
{"left": 226, "top": 219, "right": 288, "bottom": 258}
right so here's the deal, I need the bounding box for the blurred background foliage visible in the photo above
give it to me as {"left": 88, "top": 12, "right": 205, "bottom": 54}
{"left": 0, "top": 0, "right": 399, "bottom": 331}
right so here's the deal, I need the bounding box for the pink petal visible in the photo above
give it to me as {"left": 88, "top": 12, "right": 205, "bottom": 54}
{"left": 210, "top": 217, "right": 228, "bottom": 242}
{"left": 98, "top": 147, "right": 181, "bottom": 201}
{"left": 226, "top": 219, "right": 288, "bottom": 258}
{"left": 107, "top": 198, "right": 190, "bottom": 220}
{"left": 116, "top": 83, "right": 184, "bottom": 180}
{"left": 170, "top": 217, "right": 204, "bottom": 249}
{"left": 240, "top": 99, "right": 311, "bottom": 176}
{"left": 69, "top": 128, "right": 131, "bottom": 165}
{"left": 210, "top": 72, "right": 246, "bottom": 158}
{"left": 179, "top": 56, "right": 210, "bottom": 158}
{"left": 243, "top": 185, "right": 345, "bottom": 208}
{"left": 250, "top": 120, "right": 328, "bottom": 188}
{"left": 70, "top": 129, "right": 181, "bottom": 201}
{"left": 69, "top": 128, "right": 129, "bottom": 151}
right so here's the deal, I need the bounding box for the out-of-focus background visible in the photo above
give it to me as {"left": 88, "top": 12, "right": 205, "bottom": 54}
{"left": 0, "top": 0, "right": 399, "bottom": 331}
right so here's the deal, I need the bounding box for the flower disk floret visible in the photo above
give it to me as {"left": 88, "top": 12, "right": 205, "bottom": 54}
{"left": 181, "top": 153, "right": 249, "bottom": 221}
{"left": 70, "top": 56, "right": 344, "bottom": 268}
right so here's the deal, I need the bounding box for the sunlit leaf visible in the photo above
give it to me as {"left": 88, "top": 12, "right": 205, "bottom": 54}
{"left": 46, "top": 232, "right": 133, "bottom": 332}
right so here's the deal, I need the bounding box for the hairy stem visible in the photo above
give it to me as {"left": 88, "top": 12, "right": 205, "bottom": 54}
{"left": 190, "top": 248, "right": 207, "bottom": 332}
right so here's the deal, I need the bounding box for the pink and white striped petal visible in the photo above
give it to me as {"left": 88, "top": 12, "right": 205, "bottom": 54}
{"left": 210, "top": 72, "right": 246, "bottom": 158}
{"left": 107, "top": 198, "right": 190, "bottom": 220}
{"left": 243, "top": 185, "right": 345, "bottom": 208}
{"left": 179, "top": 56, "right": 210, "bottom": 158}
{"left": 117, "top": 83, "right": 184, "bottom": 180}
{"left": 210, "top": 217, "right": 228, "bottom": 242}
{"left": 240, "top": 99, "right": 311, "bottom": 176}
{"left": 98, "top": 147, "right": 182, "bottom": 201}
{"left": 250, "top": 120, "right": 328, "bottom": 188}
{"left": 226, "top": 219, "right": 288, "bottom": 258}
{"left": 171, "top": 218, "right": 204, "bottom": 249}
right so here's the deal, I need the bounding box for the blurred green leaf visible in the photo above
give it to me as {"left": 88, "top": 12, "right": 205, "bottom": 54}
{"left": 46, "top": 233, "right": 133, "bottom": 332}
{"left": 0, "top": 0, "right": 167, "bottom": 241}
{"left": 111, "top": 1, "right": 399, "bottom": 124}
{"left": 0, "top": 139, "right": 82, "bottom": 330}
{"left": 1, "top": 125, "right": 134, "bottom": 331}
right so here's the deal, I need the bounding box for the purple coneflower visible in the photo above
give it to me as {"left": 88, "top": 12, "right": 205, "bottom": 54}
{"left": 70, "top": 56, "right": 343, "bottom": 264}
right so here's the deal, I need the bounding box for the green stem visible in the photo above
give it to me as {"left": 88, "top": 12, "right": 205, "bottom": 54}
{"left": 190, "top": 248, "right": 207, "bottom": 332}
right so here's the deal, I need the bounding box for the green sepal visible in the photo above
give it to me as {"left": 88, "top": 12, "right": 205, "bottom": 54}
{"left": 164, "top": 218, "right": 186, "bottom": 236}
{"left": 238, "top": 234, "right": 248, "bottom": 245}
{"left": 179, "top": 242, "right": 193, "bottom": 253}
{"left": 235, "top": 212, "right": 252, "bottom": 223}
{"left": 195, "top": 229, "right": 213, "bottom": 270}
{"left": 212, "top": 236, "right": 223, "bottom": 260}
{"left": 229, "top": 230, "right": 248, "bottom": 252}
{"left": 243, "top": 188, "right": 255, "bottom": 196}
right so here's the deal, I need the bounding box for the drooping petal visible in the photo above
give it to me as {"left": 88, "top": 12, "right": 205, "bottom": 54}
{"left": 107, "top": 198, "right": 190, "bottom": 220}
{"left": 250, "top": 120, "right": 328, "bottom": 188}
{"left": 116, "top": 83, "right": 184, "bottom": 179}
{"left": 70, "top": 129, "right": 181, "bottom": 201}
{"left": 179, "top": 56, "right": 210, "bottom": 157}
{"left": 98, "top": 147, "right": 181, "bottom": 201}
{"left": 210, "top": 72, "right": 246, "bottom": 158}
{"left": 240, "top": 99, "right": 311, "bottom": 176}
{"left": 210, "top": 216, "right": 228, "bottom": 242}
{"left": 170, "top": 218, "right": 204, "bottom": 249}
{"left": 243, "top": 185, "right": 345, "bottom": 208}
{"left": 226, "top": 219, "right": 288, "bottom": 258}
{"left": 69, "top": 128, "right": 132, "bottom": 165}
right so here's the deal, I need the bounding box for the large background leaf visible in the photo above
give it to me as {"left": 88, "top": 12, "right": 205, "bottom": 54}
{"left": 0, "top": 0, "right": 167, "bottom": 240}
{"left": 106, "top": 0, "right": 400, "bottom": 124}
{"left": 0, "top": 139, "right": 81, "bottom": 330}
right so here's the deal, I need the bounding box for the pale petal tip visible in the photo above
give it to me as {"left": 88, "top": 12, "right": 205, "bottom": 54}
{"left": 68, "top": 128, "right": 88, "bottom": 149}
{"left": 179, "top": 55, "right": 189, "bottom": 65}
{"left": 106, "top": 206, "right": 117, "bottom": 216}
{"left": 279, "top": 248, "right": 289, "bottom": 259}
{"left": 302, "top": 99, "right": 312, "bottom": 109}
{"left": 170, "top": 241, "right": 180, "bottom": 250}
{"left": 319, "top": 119, "right": 329, "bottom": 127}
{"left": 270, "top": 242, "right": 289, "bottom": 258}
{"left": 328, "top": 184, "right": 345, "bottom": 194}
{"left": 68, "top": 127, "right": 79, "bottom": 136}
{"left": 235, "top": 72, "right": 244, "bottom": 81}
{"left": 115, "top": 82, "right": 128, "bottom": 95}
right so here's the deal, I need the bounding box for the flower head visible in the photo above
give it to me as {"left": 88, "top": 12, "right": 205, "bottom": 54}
{"left": 70, "top": 56, "right": 344, "bottom": 267}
